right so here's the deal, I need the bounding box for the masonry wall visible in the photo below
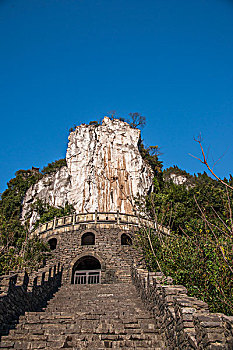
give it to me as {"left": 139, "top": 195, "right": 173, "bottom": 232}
{"left": 132, "top": 266, "right": 233, "bottom": 350}
{"left": 0, "top": 263, "right": 62, "bottom": 338}
{"left": 42, "top": 224, "right": 143, "bottom": 284}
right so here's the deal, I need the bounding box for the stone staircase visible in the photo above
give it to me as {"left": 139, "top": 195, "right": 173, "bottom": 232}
{"left": 0, "top": 283, "right": 165, "bottom": 349}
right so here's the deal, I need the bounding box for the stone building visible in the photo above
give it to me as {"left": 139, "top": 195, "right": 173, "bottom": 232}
{"left": 32, "top": 211, "right": 157, "bottom": 284}
{"left": 31, "top": 212, "right": 150, "bottom": 286}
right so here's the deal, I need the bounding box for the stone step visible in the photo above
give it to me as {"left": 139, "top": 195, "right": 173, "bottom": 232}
{"left": 19, "top": 312, "right": 154, "bottom": 322}
{"left": 0, "top": 337, "right": 164, "bottom": 349}
{"left": 0, "top": 340, "right": 164, "bottom": 349}
{"left": 0, "top": 282, "right": 165, "bottom": 349}
{"left": 4, "top": 319, "right": 159, "bottom": 336}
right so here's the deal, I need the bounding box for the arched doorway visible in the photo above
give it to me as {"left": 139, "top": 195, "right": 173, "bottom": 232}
{"left": 72, "top": 256, "right": 101, "bottom": 285}
{"left": 121, "top": 233, "right": 132, "bottom": 246}
{"left": 48, "top": 238, "right": 57, "bottom": 250}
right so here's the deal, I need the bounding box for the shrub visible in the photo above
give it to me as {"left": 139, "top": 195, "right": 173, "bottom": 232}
{"left": 32, "top": 200, "right": 75, "bottom": 228}
{"left": 41, "top": 159, "right": 67, "bottom": 175}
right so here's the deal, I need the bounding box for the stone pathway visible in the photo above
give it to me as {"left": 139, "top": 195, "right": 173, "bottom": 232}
{"left": 0, "top": 283, "right": 165, "bottom": 349}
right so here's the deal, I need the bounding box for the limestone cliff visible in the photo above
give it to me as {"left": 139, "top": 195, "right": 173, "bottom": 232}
{"left": 22, "top": 117, "right": 154, "bottom": 227}
{"left": 22, "top": 166, "right": 71, "bottom": 227}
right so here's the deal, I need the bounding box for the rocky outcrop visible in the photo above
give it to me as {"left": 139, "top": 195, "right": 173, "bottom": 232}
{"left": 164, "top": 171, "right": 195, "bottom": 188}
{"left": 66, "top": 117, "right": 153, "bottom": 213}
{"left": 168, "top": 173, "right": 188, "bottom": 185}
{"left": 22, "top": 166, "right": 71, "bottom": 228}
{"left": 22, "top": 117, "right": 154, "bottom": 228}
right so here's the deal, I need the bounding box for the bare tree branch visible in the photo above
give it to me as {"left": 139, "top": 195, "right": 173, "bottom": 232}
{"left": 189, "top": 136, "right": 233, "bottom": 190}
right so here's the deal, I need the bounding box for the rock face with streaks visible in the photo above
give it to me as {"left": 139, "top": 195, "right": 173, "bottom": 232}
{"left": 66, "top": 117, "right": 153, "bottom": 213}
{"left": 22, "top": 166, "right": 71, "bottom": 228}
{"left": 22, "top": 117, "right": 154, "bottom": 227}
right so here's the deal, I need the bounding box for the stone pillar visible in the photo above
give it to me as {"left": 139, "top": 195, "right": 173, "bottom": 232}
{"left": 53, "top": 217, "right": 57, "bottom": 230}
{"left": 72, "top": 213, "right": 76, "bottom": 225}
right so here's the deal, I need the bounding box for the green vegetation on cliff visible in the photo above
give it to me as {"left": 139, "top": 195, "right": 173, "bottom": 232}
{"left": 138, "top": 137, "right": 163, "bottom": 175}
{"left": 0, "top": 169, "right": 49, "bottom": 274}
{"left": 138, "top": 166, "right": 233, "bottom": 315}
{"left": 32, "top": 200, "right": 75, "bottom": 228}
{"left": 0, "top": 159, "right": 68, "bottom": 275}
{"left": 0, "top": 169, "right": 42, "bottom": 245}
{"left": 41, "top": 158, "right": 67, "bottom": 175}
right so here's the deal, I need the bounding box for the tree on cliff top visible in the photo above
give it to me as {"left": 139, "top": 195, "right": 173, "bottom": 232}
{"left": 105, "top": 111, "right": 146, "bottom": 129}
{"left": 128, "top": 112, "right": 146, "bottom": 129}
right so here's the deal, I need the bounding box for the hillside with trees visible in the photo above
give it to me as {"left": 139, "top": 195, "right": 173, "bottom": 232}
{"left": 0, "top": 118, "right": 232, "bottom": 315}
{"left": 0, "top": 160, "right": 74, "bottom": 275}
{"left": 138, "top": 164, "right": 233, "bottom": 315}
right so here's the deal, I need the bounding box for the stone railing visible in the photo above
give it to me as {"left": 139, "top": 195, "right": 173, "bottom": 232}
{"left": 31, "top": 211, "right": 170, "bottom": 237}
{"left": 0, "top": 263, "right": 62, "bottom": 338}
{"left": 131, "top": 266, "right": 233, "bottom": 350}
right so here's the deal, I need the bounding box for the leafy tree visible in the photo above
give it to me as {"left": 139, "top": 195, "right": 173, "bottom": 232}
{"left": 136, "top": 145, "right": 233, "bottom": 315}
{"left": 89, "top": 121, "right": 100, "bottom": 126}
{"left": 138, "top": 226, "right": 232, "bottom": 315}
{"left": 0, "top": 169, "right": 42, "bottom": 244}
{"left": 0, "top": 169, "right": 50, "bottom": 274}
{"left": 32, "top": 200, "right": 75, "bottom": 228}
{"left": 138, "top": 137, "right": 163, "bottom": 175}
{"left": 69, "top": 125, "right": 77, "bottom": 132}
{"left": 41, "top": 159, "right": 67, "bottom": 175}
{"left": 0, "top": 159, "right": 71, "bottom": 275}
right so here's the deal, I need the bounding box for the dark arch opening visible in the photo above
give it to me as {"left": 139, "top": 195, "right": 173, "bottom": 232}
{"left": 121, "top": 233, "right": 132, "bottom": 246}
{"left": 81, "top": 232, "right": 95, "bottom": 245}
{"left": 72, "top": 256, "right": 101, "bottom": 284}
{"left": 48, "top": 238, "right": 57, "bottom": 250}
{"left": 74, "top": 256, "right": 101, "bottom": 271}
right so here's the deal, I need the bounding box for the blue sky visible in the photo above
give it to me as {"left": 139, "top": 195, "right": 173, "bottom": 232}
{"left": 0, "top": 0, "right": 233, "bottom": 193}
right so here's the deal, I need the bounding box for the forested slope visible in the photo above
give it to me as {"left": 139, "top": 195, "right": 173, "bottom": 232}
{"left": 0, "top": 160, "right": 73, "bottom": 275}
{"left": 139, "top": 165, "right": 233, "bottom": 315}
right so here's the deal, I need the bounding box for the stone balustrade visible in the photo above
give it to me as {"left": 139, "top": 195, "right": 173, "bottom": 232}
{"left": 0, "top": 263, "right": 62, "bottom": 338}
{"left": 31, "top": 211, "right": 170, "bottom": 237}
{"left": 131, "top": 266, "right": 233, "bottom": 350}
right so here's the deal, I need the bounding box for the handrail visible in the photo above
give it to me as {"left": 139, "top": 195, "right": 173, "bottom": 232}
{"left": 31, "top": 211, "right": 170, "bottom": 236}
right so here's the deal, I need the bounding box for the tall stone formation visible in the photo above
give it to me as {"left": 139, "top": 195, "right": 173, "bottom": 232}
{"left": 22, "top": 117, "right": 154, "bottom": 227}
{"left": 66, "top": 117, "right": 153, "bottom": 213}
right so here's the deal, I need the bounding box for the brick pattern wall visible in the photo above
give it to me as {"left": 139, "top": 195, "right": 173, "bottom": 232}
{"left": 43, "top": 224, "right": 143, "bottom": 284}
{"left": 131, "top": 266, "right": 233, "bottom": 350}
{"left": 0, "top": 263, "right": 62, "bottom": 338}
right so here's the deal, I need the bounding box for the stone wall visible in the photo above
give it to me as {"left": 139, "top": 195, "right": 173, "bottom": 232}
{"left": 0, "top": 263, "right": 62, "bottom": 338}
{"left": 40, "top": 224, "right": 143, "bottom": 284}
{"left": 131, "top": 266, "right": 233, "bottom": 350}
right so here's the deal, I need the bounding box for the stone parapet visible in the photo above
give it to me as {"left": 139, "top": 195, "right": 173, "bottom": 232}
{"left": 30, "top": 211, "right": 169, "bottom": 238}
{"left": 131, "top": 266, "right": 233, "bottom": 349}
{"left": 0, "top": 263, "right": 62, "bottom": 338}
